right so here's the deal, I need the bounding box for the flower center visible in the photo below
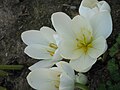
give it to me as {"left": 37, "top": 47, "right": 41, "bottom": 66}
{"left": 76, "top": 29, "right": 93, "bottom": 54}
{"left": 47, "top": 43, "right": 58, "bottom": 56}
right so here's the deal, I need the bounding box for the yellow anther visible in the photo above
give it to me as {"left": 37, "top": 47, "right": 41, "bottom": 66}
{"left": 49, "top": 43, "right": 58, "bottom": 49}
{"left": 47, "top": 50, "right": 54, "bottom": 56}
{"left": 76, "top": 31, "right": 93, "bottom": 54}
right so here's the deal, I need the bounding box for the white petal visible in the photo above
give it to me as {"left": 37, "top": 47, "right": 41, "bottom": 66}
{"left": 88, "top": 36, "right": 106, "bottom": 58}
{"left": 59, "top": 73, "right": 75, "bottom": 90}
{"left": 51, "top": 12, "right": 74, "bottom": 39}
{"left": 60, "top": 39, "right": 82, "bottom": 59}
{"left": 53, "top": 34, "right": 61, "bottom": 46}
{"left": 50, "top": 67, "right": 61, "bottom": 72}
{"left": 103, "top": 42, "right": 108, "bottom": 53}
{"left": 27, "top": 68, "right": 60, "bottom": 90}
{"left": 29, "top": 60, "right": 56, "bottom": 71}
{"left": 80, "top": 0, "right": 98, "bottom": 8}
{"left": 90, "top": 11, "right": 112, "bottom": 39}
{"left": 97, "top": 1, "right": 111, "bottom": 12}
{"left": 40, "top": 26, "right": 56, "bottom": 43}
{"left": 24, "top": 44, "right": 52, "bottom": 59}
{"left": 53, "top": 49, "right": 62, "bottom": 61}
{"left": 79, "top": 6, "right": 97, "bottom": 19}
{"left": 72, "top": 15, "right": 93, "bottom": 36}
{"left": 79, "top": 0, "right": 98, "bottom": 18}
{"left": 56, "top": 61, "right": 75, "bottom": 79}
{"left": 70, "top": 54, "right": 97, "bottom": 72}
{"left": 21, "top": 30, "right": 49, "bottom": 45}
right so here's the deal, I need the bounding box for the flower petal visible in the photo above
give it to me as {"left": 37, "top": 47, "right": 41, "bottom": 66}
{"left": 70, "top": 54, "right": 97, "bottom": 72}
{"left": 88, "top": 36, "right": 106, "bottom": 58}
{"left": 79, "top": 0, "right": 98, "bottom": 18}
{"left": 27, "top": 68, "right": 60, "bottom": 90}
{"left": 56, "top": 61, "right": 75, "bottom": 79}
{"left": 72, "top": 15, "right": 93, "bottom": 36}
{"left": 29, "top": 60, "right": 56, "bottom": 71}
{"left": 24, "top": 44, "right": 52, "bottom": 59}
{"left": 90, "top": 11, "right": 112, "bottom": 39}
{"left": 51, "top": 12, "right": 74, "bottom": 39}
{"left": 21, "top": 30, "right": 49, "bottom": 45}
{"left": 97, "top": 1, "right": 111, "bottom": 12}
{"left": 53, "top": 49, "right": 62, "bottom": 61}
{"left": 53, "top": 34, "right": 61, "bottom": 46}
{"left": 59, "top": 39, "right": 82, "bottom": 59}
{"left": 40, "top": 26, "right": 56, "bottom": 43}
{"left": 80, "top": 0, "right": 98, "bottom": 8}
{"left": 59, "top": 73, "right": 75, "bottom": 90}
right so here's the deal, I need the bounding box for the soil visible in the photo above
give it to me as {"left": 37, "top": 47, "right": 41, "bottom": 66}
{"left": 0, "top": 0, "right": 120, "bottom": 90}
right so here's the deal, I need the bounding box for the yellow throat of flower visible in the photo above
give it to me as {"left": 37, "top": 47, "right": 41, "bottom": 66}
{"left": 76, "top": 29, "right": 93, "bottom": 54}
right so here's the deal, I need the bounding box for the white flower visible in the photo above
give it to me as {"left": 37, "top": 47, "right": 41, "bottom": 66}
{"left": 27, "top": 61, "right": 75, "bottom": 90}
{"left": 79, "top": 0, "right": 111, "bottom": 19}
{"left": 21, "top": 26, "right": 62, "bottom": 68}
{"left": 51, "top": 12, "right": 112, "bottom": 72}
{"left": 79, "top": 0, "right": 112, "bottom": 39}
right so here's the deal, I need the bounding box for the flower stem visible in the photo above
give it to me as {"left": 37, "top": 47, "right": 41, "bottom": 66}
{"left": 75, "top": 82, "right": 89, "bottom": 90}
{"left": 0, "top": 65, "right": 23, "bottom": 70}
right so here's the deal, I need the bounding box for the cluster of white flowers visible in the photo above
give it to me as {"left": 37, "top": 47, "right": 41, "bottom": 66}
{"left": 21, "top": 0, "right": 112, "bottom": 90}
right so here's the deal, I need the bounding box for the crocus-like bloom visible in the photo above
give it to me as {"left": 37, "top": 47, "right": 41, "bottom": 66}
{"left": 51, "top": 12, "right": 112, "bottom": 72}
{"left": 79, "top": 0, "right": 111, "bottom": 19}
{"left": 21, "top": 26, "right": 62, "bottom": 68}
{"left": 27, "top": 61, "right": 75, "bottom": 90}
{"left": 79, "top": 0, "right": 112, "bottom": 39}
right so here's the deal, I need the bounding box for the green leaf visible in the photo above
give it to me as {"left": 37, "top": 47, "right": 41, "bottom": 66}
{"left": 107, "top": 58, "right": 120, "bottom": 81}
{"left": 108, "top": 83, "right": 120, "bottom": 90}
{"left": 107, "top": 58, "right": 118, "bottom": 73}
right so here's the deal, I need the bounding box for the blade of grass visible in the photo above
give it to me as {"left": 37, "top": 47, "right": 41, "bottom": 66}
{"left": 0, "top": 65, "right": 23, "bottom": 70}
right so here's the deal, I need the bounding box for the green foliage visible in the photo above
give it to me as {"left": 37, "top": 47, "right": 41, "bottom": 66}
{"left": 0, "top": 65, "right": 23, "bottom": 77}
{"left": 0, "top": 65, "right": 23, "bottom": 90}
{"left": 97, "top": 83, "right": 106, "bottom": 90}
{"left": 107, "top": 58, "right": 120, "bottom": 82}
{"left": 0, "top": 65, "right": 23, "bottom": 70}
{"left": 108, "top": 83, "right": 120, "bottom": 90}
{"left": 97, "top": 34, "right": 120, "bottom": 90}
{"left": 109, "top": 34, "right": 120, "bottom": 57}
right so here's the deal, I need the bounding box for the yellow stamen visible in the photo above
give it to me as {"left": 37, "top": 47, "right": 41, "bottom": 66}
{"left": 49, "top": 43, "right": 58, "bottom": 49}
{"left": 47, "top": 43, "right": 58, "bottom": 56}
{"left": 47, "top": 50, "right": 54, "bottom": 56}
{"left": 76, "top": 31, "right": 93, "bottom": 54}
